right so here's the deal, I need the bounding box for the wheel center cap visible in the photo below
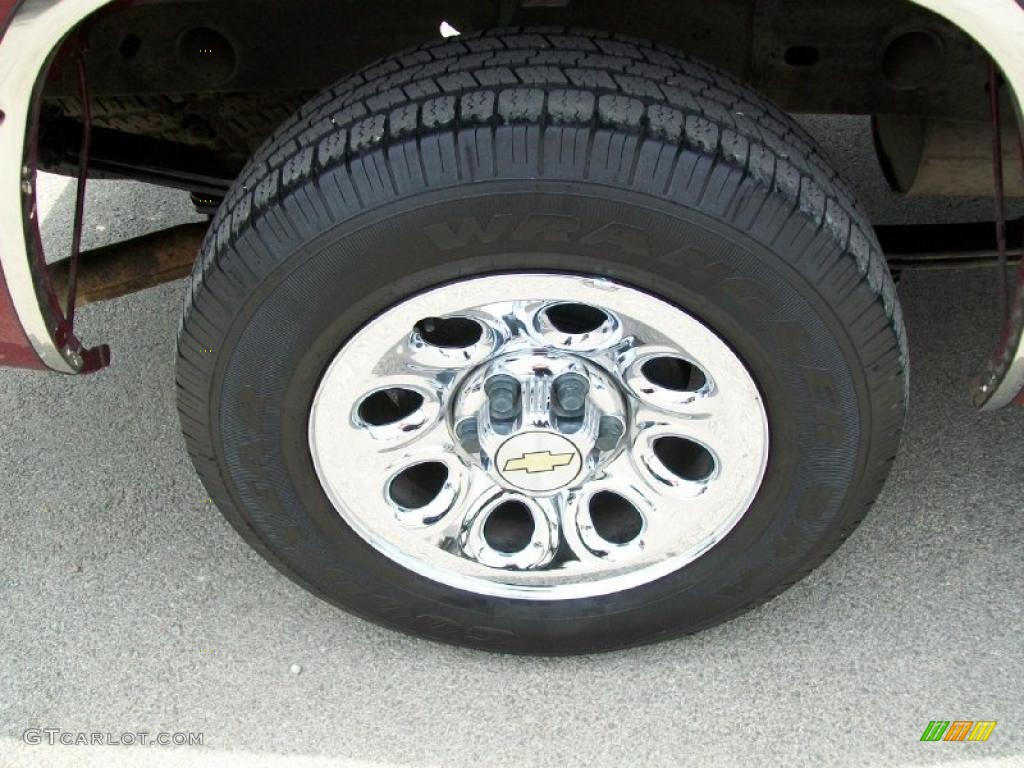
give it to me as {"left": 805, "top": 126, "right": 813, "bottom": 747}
{"left": 451, "top": 349, "right": 630, "bottom": 496}
{"left": 494, "top": 431, "right": 583, "bottom": 493}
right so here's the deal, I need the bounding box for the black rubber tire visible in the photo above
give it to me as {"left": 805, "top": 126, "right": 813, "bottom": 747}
{"left": 177, "top": 28, "right": 907, "bottom": 655}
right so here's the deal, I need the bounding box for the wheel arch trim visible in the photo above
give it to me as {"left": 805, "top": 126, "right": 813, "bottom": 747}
{"left": 0, "top": 0, "right": 117, "bottom": 374}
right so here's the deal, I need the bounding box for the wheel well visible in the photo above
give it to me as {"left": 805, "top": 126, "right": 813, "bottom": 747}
{"left": 36, "top": 0, "right": 997, "bottom": 193}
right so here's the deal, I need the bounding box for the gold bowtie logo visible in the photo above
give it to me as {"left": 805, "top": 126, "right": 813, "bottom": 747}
{"left": 503, "top": 450, "right": 575, "bottom": 474}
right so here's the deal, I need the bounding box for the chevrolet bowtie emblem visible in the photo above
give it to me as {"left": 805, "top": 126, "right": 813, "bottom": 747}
{"left": 502, "top": 450, "right": 575, "bottom": 474}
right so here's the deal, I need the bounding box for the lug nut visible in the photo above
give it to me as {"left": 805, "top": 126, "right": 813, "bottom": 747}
{"left": 485, "top": 374, "right": 521, "bottom": 422}
{"left": 456, "top": 418, "right": 481, "bottom": 454}
{"left": 552, "top": 373, "right": 589, "bottom": 416}
{"left": 596, "top": 416, "right": 625, "bottom": 451}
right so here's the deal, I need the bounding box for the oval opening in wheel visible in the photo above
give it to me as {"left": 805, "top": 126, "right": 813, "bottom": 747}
{"left": 641, "top": 356, "right": 707, "bottom": 393}
{"left": 544, "top": 303, "right": 608, "bottom": 334}
{"left": 589, "top": 492, "right": 643, "bottom": 545}
{"left": 388, "top": 462, "right": 449, "bottom": 509}
{"left": 356, "top": 388, "right": 423, "bottom": 426}
{"left": 414, "top": 316, "right": 483, "bottom": 348}
{"left": 653, "top": 437, "right": 716, "bottom": 482}
{"left": 483, "top": 501, "right": 535, "bottom": 553}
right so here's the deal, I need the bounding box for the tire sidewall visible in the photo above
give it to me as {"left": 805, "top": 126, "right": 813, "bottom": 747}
{"left": 210, "top": 182, "right": 872, "bottom": 652}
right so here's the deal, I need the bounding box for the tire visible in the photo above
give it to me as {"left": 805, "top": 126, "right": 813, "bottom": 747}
{"left": 177, "top": 28, "right": 907, "bottom": 654}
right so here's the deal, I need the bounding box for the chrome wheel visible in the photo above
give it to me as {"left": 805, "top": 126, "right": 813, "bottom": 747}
{"left": 309, "top": 274, "right": 769, "bottom": 600}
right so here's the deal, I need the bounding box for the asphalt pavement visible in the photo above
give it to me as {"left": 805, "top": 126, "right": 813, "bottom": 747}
{"left": 0, "top": 116, "right": 1022, "bottom": 768}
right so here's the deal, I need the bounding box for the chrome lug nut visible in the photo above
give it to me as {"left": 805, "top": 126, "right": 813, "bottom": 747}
{"left": 595, "top": 415, "right": 625, "bottom": 451}
{"left": 552, "top": 372, "right": 589, "bottom": 417}
{"left": 456, "top": 418, "right": 481, "bottom": 454}
{"left": 485, "top": 374, "right": 521, "bottom": 422}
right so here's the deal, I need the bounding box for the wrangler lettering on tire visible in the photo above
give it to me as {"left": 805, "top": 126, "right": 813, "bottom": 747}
{"left": 177, "top": 28, "right": 906, "bottom": 654}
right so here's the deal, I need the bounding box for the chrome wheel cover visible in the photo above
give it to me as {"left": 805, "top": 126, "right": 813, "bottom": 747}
{"left": 309, "top": 274, "right": 769, "bottom": 600}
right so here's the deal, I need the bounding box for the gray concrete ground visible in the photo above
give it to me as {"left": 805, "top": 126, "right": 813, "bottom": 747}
{"left": 0, "top": 117, "right": 1022, "bottom": 768}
